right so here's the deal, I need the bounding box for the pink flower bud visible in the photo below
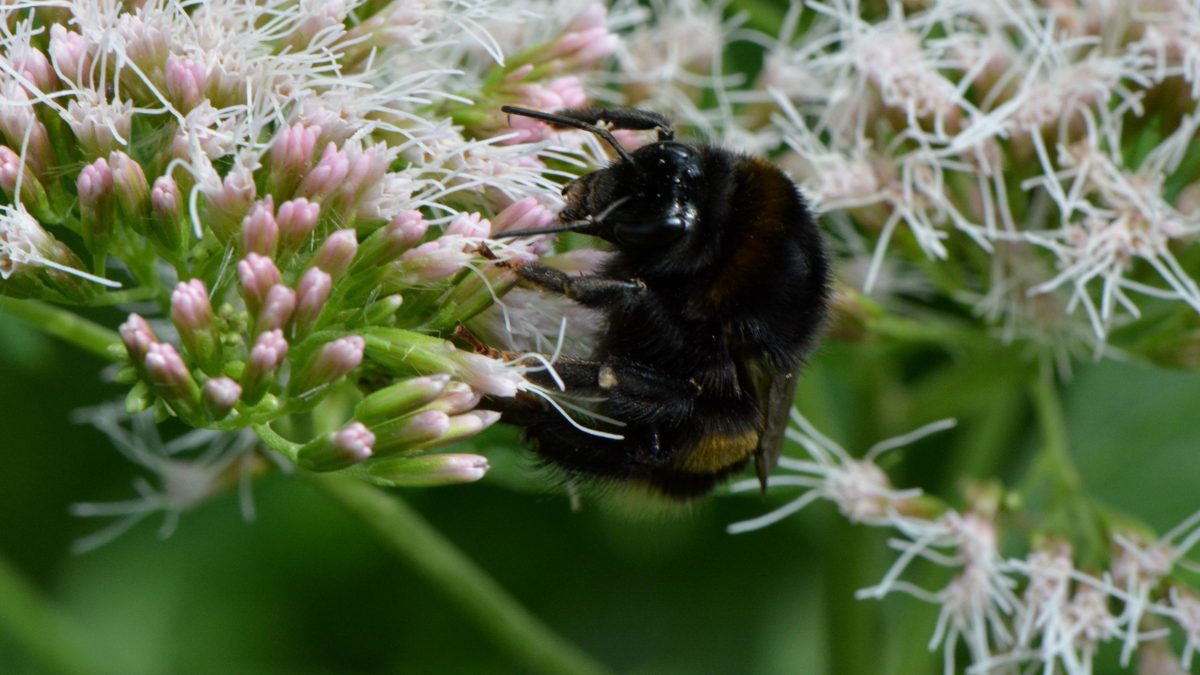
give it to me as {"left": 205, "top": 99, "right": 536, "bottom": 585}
{"left": 237, "top": 253, "right": 281, "bottom": 314}
{"left": 398, "top": 239, "right": 473, "bottom": 281}
{"left": 242, "top": 329, "right": 288, "bottom": 403}
{"left": 202, "top": 164, "right": 256, "bottom": 243}
{"left": 13, "top": 47, "right": 57, "bottom": 92}
{"left": 292, "top": 335, "right": 364, "bottom": 393}
{"left": 337, "top": 143, "right": 390, "bottom": 211}
{"left": 296, "top": 420, "right": 376, "bottom": 471}
{"left": 170, "top": 279, "right": 214, "bottom": 332}
{"left": 164, "top": 56, "right": 207, "bottom": 111}
{"left": 77, "top": 157, "right": 113, "bottom": 210}
{"left": 313, "top": 229, "right": 358, "bottom": 280}
{"left": 357, "top": 210, "right": 429, "bottom": 267}
{"left": 171, "top": 279, "right": 223, "bottom": 374}
{"left": 202, "top": 376, "right": 241, "bottom": 419}
{"left": 119, "top": 313, "right": 158, "bottom": 364}
{"left": 77, "top": 157, "right": 114, "bottom": 253}
{"left": 255, "top": 284, "right": 296, "bottom": 335}
{"left": 241, "top": 197, "right": 278, "bottom": 256}
{"left": 151, "top": 175, "right": 181, "bottom": 221}
{"left": 144, "top": 342, "right": 197, "bottom": 406}
{"left": 292, "top": 267, "right": 332, "bottom": 338}
{"left": 491, "top": 197, "right": 556, "bottom": 235}
{"left": 421, "top": 382, "right": 483, "bottom": 415}
{"left": 108, "top": 151, "right": 149, "bottom": 221}
{"left": 271, "top": 122, "right": 322, "bottom": 180}
{"left": 0, "top": 146, "right": 48, "bottom": 214}
{"left": 547, "top": 5, "right": 619, "bottom": 69}
{"left": 365, "top": 452, "right": 490, "bottom": 487}
{"left": 370, "top": 409, "right": 452, "bottom": 455}
{"left": 276, "top": 197, "right": 320, "bottom": 252}
{"left": 446, "top": 212, "right": 491, "bottom": 238}
{"left": 298, "top": 142, "right": 350, "bottom": 199}
{"left": 49, "top": 25, "right": 91, "bottom": 85}
{"left": 454, "top": 352, "right": 522, "bottom": 397}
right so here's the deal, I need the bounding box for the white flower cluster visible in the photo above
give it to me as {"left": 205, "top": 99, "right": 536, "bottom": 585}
{"left": 731, "top": 410, "right": 1200, "bottom": 675}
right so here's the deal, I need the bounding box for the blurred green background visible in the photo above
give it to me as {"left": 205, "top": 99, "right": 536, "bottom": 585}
{"left": 3, "top": 310, "right": 1200, "bottom": 674}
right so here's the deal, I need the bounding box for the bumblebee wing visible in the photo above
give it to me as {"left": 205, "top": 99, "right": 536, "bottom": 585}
{"left": 747, "top": 358, "right": 799, "bottom": 494}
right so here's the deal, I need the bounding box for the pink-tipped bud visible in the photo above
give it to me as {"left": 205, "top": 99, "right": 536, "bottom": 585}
{"left": 292, "top": 267, "right": 332, "bottom": 338}
{"left": 398, "top": 240, "right": 473, "bottom": 282}
{"left": 365, "top": 452, "right": 490, "bottom": 487}
{"left": 370, "top": 409, "right": 452, "bottom": 455}
{"left": 356, "top": 209, "right": 429, "bottom": 268}
{"left": 151, "top": 175, "right": 181, "bottom": 221}
{"left": 291, "top": 335, "right": 364, "bottom": 394}
{"left": 164, "top": 56, "right": 207, "bottom": 111}
{"left": 491, "top": 197, "right": 556, "bottom": 235}
{"left": 0, "top": 146, "right": 49, "bottom": 217}
{"left": 49, "top": 25, "right": 91, "bottom": 85}
{"left": 420, "top": 382, "right": 483, "bottom": 416}
{"left": 255, "top": 284, "right": 296, "bottom": 335}
{"left": 202, "top": 164, "right": 256, "bottom": 243}
{"left": 144, "top": 342, "right": 200, "bottom": 415}
{"left": 241, "top": 197, "right": 278, "bottom": 256}
{"left": 242, "top": 328, "right": 289, "bottom": 404}
{"left": 446, "top": 212, "right": 491, "bottom": 238}
{"left": 355, "top": 374, "right": 452, "bottom": 425}
{"left": 77, "top": 157, "right": 113, "bottom": 210}
{"left": 270, "top": 122, "right": 322, "bottom": 183}
{"left": 170, "top": 279, "right": 214, "bottom": 331}
{"left": 149, "top": 174, "right": 184, "bottom": 249}
{"left": 237, "top": 253, "right": 281, "bottom": 315}
{"left": 108, "top": 151, "right": 149, "bottom": 223}
{"left": 336, "top": 143, "right": 391, "bottom": 214}
{"left": 202, "top": 376, "right": 241, "bottom": 420}
{"left": 13, "top": 47, "right": 57, "bottom": 92}
{"left": 77, "top": 157, "right": 114, "bottom": 254}
{"left": 313, "top": 229, "right": 358, "bottom": 280}
{"left": 119, "top": 313, "right": 158, "bottom": 364}
{"left": 171, "top": 279, "right": 222, "bottom": 374}
{"left": 276, "top": 197, "right": 320, "bottom": 252}
{"left": 297, "top": 422, "right": 376, "bottom": 471}
{"left": 297, "top": 142, "right": 350, "bottom": 199}
{"left": 454, "top": 352, "right": 521, "bottom": 397}
{"left": 547, "top": 5, "right": 619, "bottom": 69}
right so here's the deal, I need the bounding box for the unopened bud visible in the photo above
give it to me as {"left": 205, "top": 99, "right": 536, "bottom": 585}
{"left": 364, "top": 453, "right": 490, "bottom": 487}
{"left": 241, "top": 197, "right": 278, "bottom": 256}
{"left": 313, "top": 229, "right": 358, "bottom": 280}
{"left": 292, "top": 267, "right": 332, "bottom": 338}
{"left": 290, "top": 335, "right": 364, "bottom": 394}
{"left": 171, "top": 279, "right": 222, "bottom": 374}
{"left": 276, "top": 197, "right": 320, "bottom": 253}
{"left": 237, "top": 253, "right": 281, "bottom": 315}
{"left": 355, "top": 374, "right": 452, "bottom": 425}
{"left": 242, "top": 329, "right": 288, "bottom": 404}
{"left": 202, "top": 376, "right": 241, "bottom": 420}
{"left": 297, "top": 422, "right": 375, "bottom": 471}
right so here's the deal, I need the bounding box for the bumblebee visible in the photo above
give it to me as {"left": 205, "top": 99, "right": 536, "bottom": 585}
{"left": 489, "top": 105, "right": 830, "bottom": 499}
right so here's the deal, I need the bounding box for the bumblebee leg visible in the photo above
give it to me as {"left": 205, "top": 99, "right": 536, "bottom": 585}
{"left": 522, "top": 356, "right": 697, "bottom": 423}
{"left": 516, "top": 264, "right": 645, "bottom": 308}
{"left": 553, "top": 106, "right": 675, "bottom": 141}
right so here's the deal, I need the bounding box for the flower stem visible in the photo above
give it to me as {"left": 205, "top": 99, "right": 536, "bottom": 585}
{"left": 0, "top": 297, "right": 122, "bottom": 361}
{"left": 0, "top": 554, "right": 126, "bottom": 675}
{"left": 307, "top": 474, "right": 610, "bottom": 675}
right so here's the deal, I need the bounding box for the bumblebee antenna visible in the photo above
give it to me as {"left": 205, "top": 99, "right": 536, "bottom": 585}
{"left": 501, "top": 106, "right": 635, "bottom": 165}
{"left": 493, "top": 219, "right": 596, "bottom": 239}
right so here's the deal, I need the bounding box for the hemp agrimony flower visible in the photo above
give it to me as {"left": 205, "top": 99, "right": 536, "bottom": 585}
{"left": 0, "top": 0, "right": 625, "bottom": 516}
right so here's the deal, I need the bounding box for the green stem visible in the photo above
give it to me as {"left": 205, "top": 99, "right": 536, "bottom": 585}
{"left": 0, "top": 298, "right": 122, "bottom": 361}
{"left": 1027, "top": 358, "right": 1079, "bottom": 493}
{"left": 308, "top": 475, "right": 610, "bottom": 675}
{"left": 0, "top": 554, "right": 124, "bottom": 675}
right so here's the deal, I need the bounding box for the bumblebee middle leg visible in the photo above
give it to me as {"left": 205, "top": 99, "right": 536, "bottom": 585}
{"left": 516, "top": 263, "right": 645, "bottom": 308}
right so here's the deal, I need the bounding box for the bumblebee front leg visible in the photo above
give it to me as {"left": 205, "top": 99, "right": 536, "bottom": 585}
{"left": 516, "top": 263, "right": 645, "bottom": 308}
